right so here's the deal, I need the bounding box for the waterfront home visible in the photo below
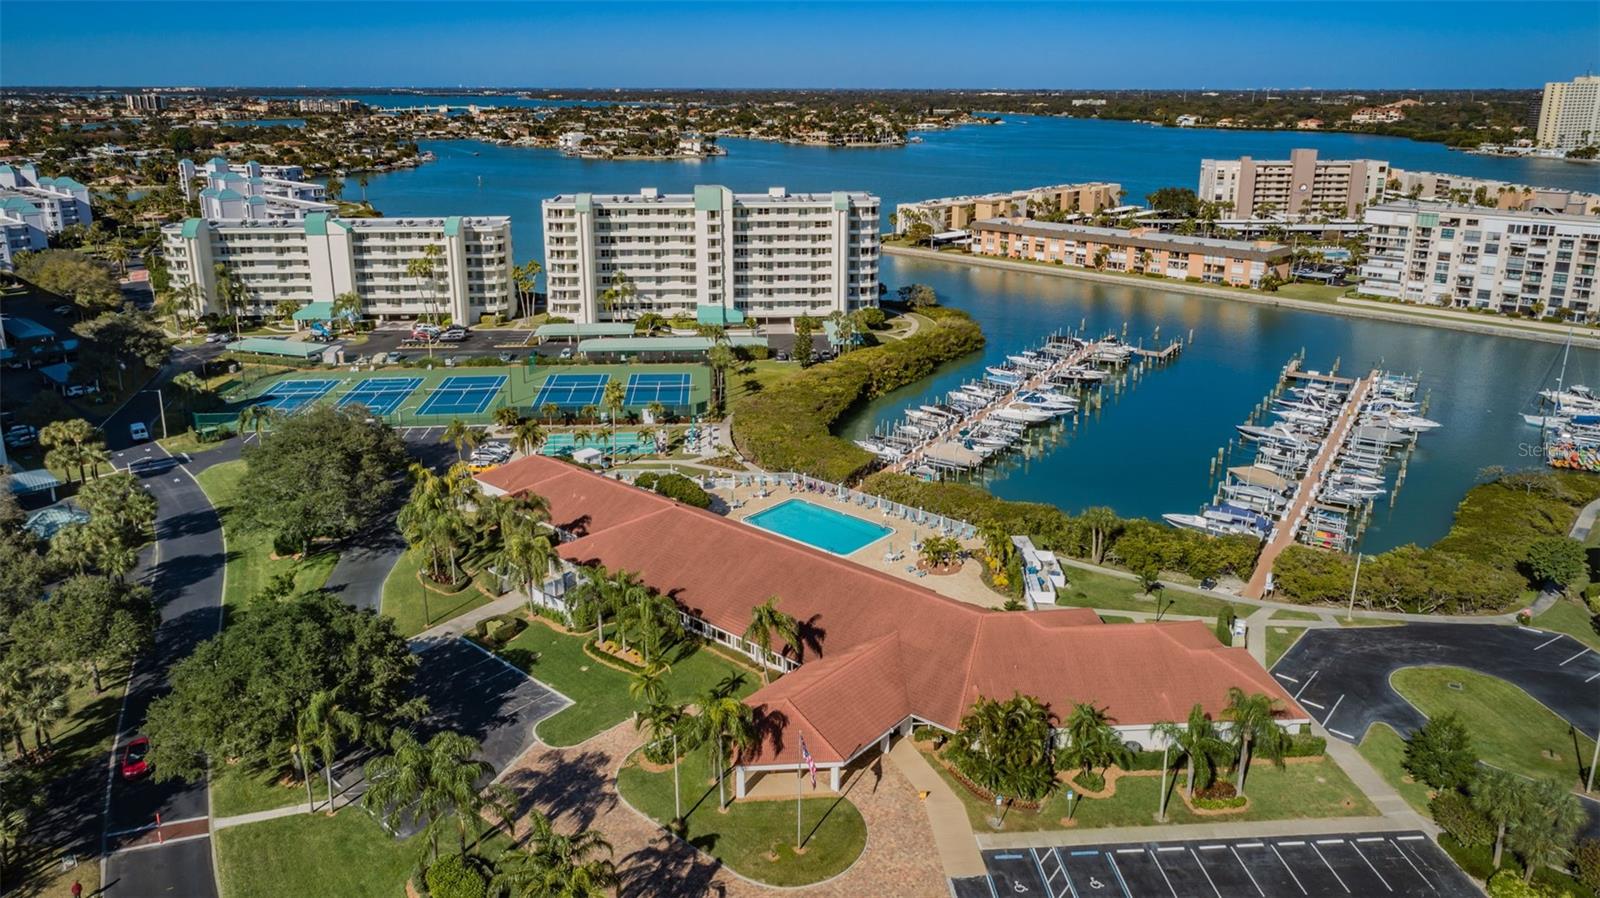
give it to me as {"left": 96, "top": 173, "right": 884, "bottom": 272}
{"left": 477, "top": 454, "right": 1308, "bottom": 797}
{"left": 969, "top": 218, "right": 1291, "bottom": 288}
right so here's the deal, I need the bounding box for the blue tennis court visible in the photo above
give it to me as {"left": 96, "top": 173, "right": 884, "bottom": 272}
{"left": 254, "top": 378, "right": 337, "bottom": 412}
{"left": 624, "top": 372, "right": 691, "bottom": 406}
{"left": 416, "top": 375, "right": 507, "bottom": 416}
{"left": 532, "top": 373, "right": 610, "bottom": 410}
{"left": 337, "top": 377, "right": 422, "bottom": 415}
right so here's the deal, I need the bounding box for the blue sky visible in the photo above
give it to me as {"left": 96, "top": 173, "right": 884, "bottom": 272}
{"left": 3, "top": 1, "right": 1597, "bottom": 88}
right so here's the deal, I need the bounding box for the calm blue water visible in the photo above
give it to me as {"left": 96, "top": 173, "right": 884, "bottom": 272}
{"left": 352, "top": 116, "right": 1600, "bottom": 550}
{"left": 745, "top": 499, "right": 894, "bottom": 555}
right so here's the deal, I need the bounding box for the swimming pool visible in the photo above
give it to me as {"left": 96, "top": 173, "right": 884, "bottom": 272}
{"left": 745, "top": 499, "right": 893, "bottom": 556}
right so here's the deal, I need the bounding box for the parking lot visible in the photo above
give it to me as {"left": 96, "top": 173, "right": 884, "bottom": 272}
{"left": 410, "top": 636, "right": 571, "bottom": 779}
{"left": 950, "top": 831, "right": 1479, "bottom": 898}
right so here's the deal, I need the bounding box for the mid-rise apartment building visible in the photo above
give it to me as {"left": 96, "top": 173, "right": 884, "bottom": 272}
{"left": 162, "top": 213, "right": 514, "bottom": 322}
{"left": 0, "top": 162, "right": 93, "bottom": 234}
{"left": 1385, "top": 169, "right": 1600, "bottom": 215}
{"left": 970, "top": 218, "right": 1291, "bottom": 288}
{"left": 542, "top": 185, "right": 879, "bottom": 325}
{"left": 178, "top": 157, "right": 335, "bottom": 221}
{"left": 295, "top": 98, "right": 362, "bottom": 114}
{"left": 1536, "top": 75, "right": 1600, "bottom": 150}
{"left": 0, "top": 197, "right": 49, "bottom": 270}
{"left": 894, "top": 182, "right": 1122, "bottom": 233}
{"left": 1199, "top": 149, "right": 1388, "bottom": 219}
{"left": 1359, "top": 202, "right": 1600, "bottom": 320}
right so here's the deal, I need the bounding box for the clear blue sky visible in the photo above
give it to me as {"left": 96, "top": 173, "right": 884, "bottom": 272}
{"left": 4, "top": 1, "right": 1597, "bottom": 89}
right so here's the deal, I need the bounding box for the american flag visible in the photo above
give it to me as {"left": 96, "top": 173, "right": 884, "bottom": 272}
{"left": 800, "top": 733, "right": 817, "bottom": 788}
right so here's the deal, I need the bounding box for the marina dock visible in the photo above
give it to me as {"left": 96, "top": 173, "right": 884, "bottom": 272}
{"left": 1243, "top": 371, "right": 1375, "bottom": 599}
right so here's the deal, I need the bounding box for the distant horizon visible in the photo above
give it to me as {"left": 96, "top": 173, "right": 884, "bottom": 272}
{"left": 3, "top": 1, "right": 1595, "bottom": 89}
{"left": 0, "top": 85, "right": 1562, "bottom": 93}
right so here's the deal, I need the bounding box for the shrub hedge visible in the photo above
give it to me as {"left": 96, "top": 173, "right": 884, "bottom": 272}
{"left": 730, "top": 309, "right": 985, "bottom": 481}
{"left": 633, "top": 471, "right": 712, "bottom": 509}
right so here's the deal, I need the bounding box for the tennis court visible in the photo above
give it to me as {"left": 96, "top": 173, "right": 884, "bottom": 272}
{"left": 337, "top": 376, "right": 423, "bottom": 415}
{"left": 624, "top": 372, "right": 692, "bottom": 406}
{"left": 416, "top": 375, "right": 508, "bottom": 416}
{"left": 532, "top": 373, "right": 610, "bottom": 410}
{"left": 253, "top": 378, "right": 338, "bottom": 412}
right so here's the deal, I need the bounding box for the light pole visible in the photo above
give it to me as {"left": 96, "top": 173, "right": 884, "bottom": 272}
{"left": 1345, "top": 552, "right": 1366, "bottom": 622}
{"left": 672, "top": 730, "right": 681, "bottom": 825}
{"left": 1589, "top": 702, "right": 1599, "bottom": 794}
{"left": 140, "top": 386, "right": 169, "bottom": 440}
{"left": 1158, "top": 742, "right": 1170, "bottom": 822}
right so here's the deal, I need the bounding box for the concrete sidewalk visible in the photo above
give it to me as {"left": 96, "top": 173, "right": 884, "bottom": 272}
{"left": 976, "top": 813, "right": 1411, "bottom": 850}
{"left": 885, "top": 738, "right": 986, "bottom": 878}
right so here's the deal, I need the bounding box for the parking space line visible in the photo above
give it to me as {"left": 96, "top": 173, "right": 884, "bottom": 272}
{"left": 1046, "top": 848, "right": 1080, "bottom": 898}
{"left": 1388, "top": 838, "right": 1432, "bottom": 889}
{"left": 1356, "top": 837, "right": 1383, "bottom": 842}
{"left": 1147, "top": 849, "right": 1180, "bottom": 898}
{"left": 1270, "top": 845, "right": 1308, "bottom": 895}
{"left": 1321, "top": 694, "right": 1346, "bottom": 727}
{"left": 1533, "top": 634, "right": 1564, "bottom": 650}
{"left": 1106, "top": 855, "right": 1133, "bottom": 898}
{"left": 1116, "top": 848, "right": 1143, "bottom": 854}
{"left": 1230, "top": 846, "right": 1266, "bottom": 897}
{"left": 1155, "top": 846, "right": 1183, "bottom": 852}
{"left": 1274, "top": 672, "right": 1299, "bottom": 683}
{"left": 1561, "top": 648, "right": 1591, "bottom": 666}
{"left": 1329, "top": 728, "right": 1356, "bottom": 739}
{"left": 1518, "top": 625, "right": 1544, "bottom": 633}
{"left": 1237, "top": 842, "right": 1264, "bottom": 849}
{"left": 1030, "top": 847, "right": 1058, "bottom": 898}
{"left": 1395, "top": 835, "right": 1425, "bottom": 841}
{"left": 1302, "top": 699, "right": 1325, "bottom": 710}
{"left": 1293, "top": 670, "right": 1319, "bottom": 699}
{"left": 1350, "top": 842, "right": 1393, "bottom": 891}
{"left": 1188, "top": 848, "right": 1223, "bottom": 898}
{"left": 1586, "top": 670, "right": 1600, "bottom": 683}
{"left": 1199, "top": 844, "right": 1226, "bottom": 851}
{"left": 1311, "top": 843, "right": 1350, "bottom": 893}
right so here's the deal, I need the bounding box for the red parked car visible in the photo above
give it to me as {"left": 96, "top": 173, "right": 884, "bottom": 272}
{"left": 120, "top": 737, "right": 151, "bottom": 781}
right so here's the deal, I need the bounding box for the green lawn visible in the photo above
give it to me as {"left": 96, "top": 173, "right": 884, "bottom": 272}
{"left": 1391, "top": 666, "right": 1596, "bottom": 784}
{"left": 928, "top": 750, "right": 1373, "bottom": 833}
{"left": 616, "top": 745, "right": 866, "bottom": 887}
{"left": 1053, "top": 568, "right": 1248, "bottom": 622}
{"left": 211, "top": 763, "right": 329, "bottom": 819}
{"left": 214, "top": 807, "right": 423, "bottom": 898}
{"left": 380, "top": 549, "right": 496, "bottom": 638}
{"left": 194, "top": 460, "right": 339, "bottom": 608}
{"left": 1357, "top": 723, "right": 1434, "bottom": 815}
{"left": 1535, "top": 598, "right": 1600, "bottom": 652}
{"left": 1266, "top": 626, "right": 1306, "bottom": 668}
{"left": 1270, "top": 609, "right": 1325, "bottom": 622}
{"left": 496, "top": 620, "right": 757, "bottom": 747}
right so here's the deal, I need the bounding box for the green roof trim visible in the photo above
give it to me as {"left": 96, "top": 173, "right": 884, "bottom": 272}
{"left": 694, "top": 185, "right": 724, "bottom": 212}
{"left": 833, "top": 191, "right": 851, "bottom": 211}
{"left": 695, "top": 305, "right": 746, "bottom": 326}
{"left": 225, "top": 338, "right": 326, "bottom": 359}
{"left": 181, "top": 218, "right": 205, "bottom": 238}
{"left": 304, "top": 212, "right": 330, "bottom": 236}
{"left": 576, "top": 335, "right": 765, "bottom": 353}
{"left": 535, "top": 322, "right": 636, "bottom": 339}
{"left": 443, "top": 216, "right": 461, "bottom": 237}
{"left": 292, "top": 301, "right": 335, "bottom": 321}
{"left": 574, "top": 193, "right": 592, "bottom": 213}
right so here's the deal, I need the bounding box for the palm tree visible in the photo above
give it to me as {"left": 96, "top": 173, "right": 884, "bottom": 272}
{"left": 1470, "top": 768, "right": 1525, "bottom": 869}
{"left": 1506, "top": 778, "right": 1585, "bottom": 884}
{"left": 743, "top": 595, "right": 799, "bottom": 684}
{"left": 977, "top": 519, "right": 1013, "bottom": 571}
{"left": 1079, "top": 507, "right": 1120, "bottom": 564}
{"left": 491, "top": 810, "right": 617, "bottom": 898}
{"left": 357, "top": 174, "right": 370, "bottom": 203}
{"left": 1058, "top": 702, "right": 1131, "bottom": 786}
{"left": 600, "top": 379, "right": 626, "bottom": 464}
{"left": 697, "top": 690, "right": 756, "bottom": 811}
{"left": 331, "top": 290, "right": 362, "bottom": 332}
{"left": 0, "top": 788, "right": 27, "bottom": 874}
{"left": 511, "top": 419, "right": 544, "bottom": 456}
{"left": 567, "top": 564, "right": 618, "bottom": 642}
{"left": 706, "top": 342, "right": 736, "bottom": 414}
{"left": 628, "top": 661, "right": 671, "bottom": 707}
{"left": 441, "top": 419, "right": 481, "bottom": 461}
{"left": 397, "top": 464, "right": 473, "bottom": 583}
{"left": 1153, "top": 704, "right": 1231, "bottom": 811}
{"left": 510, "top": 260, "right": 542, "bottom": 321}
{"left": 1222, "top": 688, "right": 1288, "bottom": 796}
{"left": 406, "top": 245, "right": 445, "bottom": 356}
{"left": 214, "top": 262, "right": 247, "bottom": 339}
{"left": 362, "top": 729, "right": 492, "bottom": 865}
{"left": 496, "top": 516, "right": 554, "bottom": 607}
{"left": 302, "top": 689, "right": 370, "bottom": 814}
{"left": 238, "top": 404, "right": 277, "bottom": 440}
{"left": 8, "top": 665, "right": 70, "bottom": 752}
{"left": 599, "top": 270, "right": 636, "bottom": 320}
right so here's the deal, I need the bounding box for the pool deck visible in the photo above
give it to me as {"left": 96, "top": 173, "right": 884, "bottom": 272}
{"left": 714, "top": 480, "right": 1005, "bottom": 609}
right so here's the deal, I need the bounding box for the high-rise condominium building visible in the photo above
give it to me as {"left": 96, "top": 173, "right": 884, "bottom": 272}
{"left": 162, "top": 213, "right": 514, "bottom": 322}
{"left": 1359, "top": 202, "right": 1600, "bottom": 320}
{"left": 124, "top": 92, "right": 166, "bottom": 112}
{"left": 542, "top": 185, "right": 880, "bottom": 325}
{"left": 894, "top": 182, "right": 1122, "bottom": 233}
{"left": 0, "top": 162, "right": 93, "bottom": 235}
{"left": 1198, "top": 149, "right": 1389, "bottom": 219}
{"left": 178, "top": 157, "right": 335, "bottom": 221}
{"left": 1536, "top": 75, "right": 1600, "bottom": 150}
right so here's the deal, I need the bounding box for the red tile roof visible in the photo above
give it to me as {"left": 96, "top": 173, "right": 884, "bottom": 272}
{"left": 478, "top": 455, "right": 1307, "bottom": 766}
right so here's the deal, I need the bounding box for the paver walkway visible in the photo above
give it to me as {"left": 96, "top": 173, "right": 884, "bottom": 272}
{"left": 495, "top": 723, "right": 950, "bottom": 897}
{"left": 885, "top": 738, "right": 986, "bottom": 877}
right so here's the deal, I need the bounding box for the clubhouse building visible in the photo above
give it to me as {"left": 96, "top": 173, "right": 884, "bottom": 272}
{"left": 477, "top": 455, "right": 1308, "bottom": 796}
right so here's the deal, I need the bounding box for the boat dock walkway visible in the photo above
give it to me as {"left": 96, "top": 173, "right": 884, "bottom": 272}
{"left": 1243, "top": 370, "right": 1376, "bottom": 600}
{"left": 1282, "top": 358, "right": 1354, "bottom": 387}
{"left": 888, "top": 338, "right": 1101, "bottom": 475}
{"left": 1131, "top": 340, "right": 1184, "bottom": 361}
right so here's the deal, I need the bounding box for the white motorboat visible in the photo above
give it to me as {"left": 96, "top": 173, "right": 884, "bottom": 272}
{"left": 993, "top": 404, "right": 1053, "bottom": 424}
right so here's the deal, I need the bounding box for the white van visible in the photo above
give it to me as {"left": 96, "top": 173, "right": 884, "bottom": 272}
{"left": 129, "top": 422, "right": 150, "bottom": 442}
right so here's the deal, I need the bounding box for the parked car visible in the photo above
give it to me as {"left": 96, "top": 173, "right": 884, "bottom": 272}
{"left": 120, "top": 736, "right": 152, "bottom": 780}
{"left": 52, "top": 304, "right": 73, "bottom": 316}
{"left": 128, "top": 421, "right": 150, "bottom": 442}
{"left": 204, "top": 332, "right": 228, "bottom": 344}
{"left": 558, "top": 347, "right": 574, "bottom": 359}
{"left": 498, "top": 351, "right": 517, "bottom": 363}
{"left": 4, "top": 425, "right": 38, "bottom": 448}
{"left": 65, "top": 383, "right": 99, "bottom": 398}
{"left": 438, "top": 330, "right": 467, "bottom": 343}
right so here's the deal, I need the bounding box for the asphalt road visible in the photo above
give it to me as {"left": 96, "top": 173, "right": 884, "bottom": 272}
{"left": 101, "top": 444, "right": 225, "bottom": 898}
{"left": 953, "top": 831, "right": 1480, "bottom": 898}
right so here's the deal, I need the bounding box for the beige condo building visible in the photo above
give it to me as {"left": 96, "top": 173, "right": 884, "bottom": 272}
{"left": 1536, "top": 75, "right": 1600, "bottom": 150}
{"left": 894, "top": 182, "right": 1122, "bottom": 233}
{"left": 1199, "top": 149, "right": 1389, "bottom": 219}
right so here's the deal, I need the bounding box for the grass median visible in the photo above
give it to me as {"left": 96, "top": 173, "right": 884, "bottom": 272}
{"left": 193, "top": 459, "right": 338, "bottom": 608}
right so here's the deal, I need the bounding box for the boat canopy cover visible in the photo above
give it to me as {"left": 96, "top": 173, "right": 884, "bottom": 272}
{"left": 1227, "top": 465, "right": 1290, "bottom": 491}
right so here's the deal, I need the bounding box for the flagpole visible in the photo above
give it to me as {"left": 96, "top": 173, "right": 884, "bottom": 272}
{"left": 796, "top": 761, "right": 803, "bottom": 848}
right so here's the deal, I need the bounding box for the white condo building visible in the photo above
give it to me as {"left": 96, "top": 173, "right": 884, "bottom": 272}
{"left": 178, "top": 157, "right": 335, "bottom": 221}
{"left": 1536, "top": 75, "right": 1600, "bottom": 150}
{"left": 0, "top": 162, "right": 93, "bottom": 235}
{"left": 162, "top": 213, "right": 514, "bottom": 322}
{"left": 542, "top": 185, "right": 880, "bottom": 325}
{"left": 1199, "top": 149, "right": 1388, "bottom": 219}
{"left": 1360, "top": 202, "right": 1600, "bottom": 320}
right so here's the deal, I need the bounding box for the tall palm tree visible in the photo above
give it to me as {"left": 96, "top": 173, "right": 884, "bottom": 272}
{"left": 599, "top": 270, "right": 636, "bottom": 321}
{"left": 565, "top": 563, "right": 615, "bottom": 642}
{"left": 8, "top": 665, "right": 70, "bottom": 752}
{"left": 362, "top": 729, "right": 492, "bottom": 865}
{"left": 511, "top": 419, "right": 544, "bottom": 456}
{"left": 1222, "top": 688, "right": 1288, "bottom": 796}
{"left": 238, "top": 404, "right": 277, "bottom": 440}
{"left": 491, "top": 810, "right": 617, "bottom": 898}
{"left": 697, "top": 690, "right": 756, "bottom": 811}
{"left": 743, "top": 595, "right": 799, "bottom": 684}
{"left": 628, "top": 661, "right": 671, "bottom": 707}
{"left": 1078, "top": 507, "right": 1120, "bottom": 564}
{"left": 302, "top": 689, "right": 370, "bottom": 814}
{"left": 441, "top": 419, "right": 480, "bottom": 460}
{"left": 1058, "top": 702, "right": 1131, "bottom": 785}
{"left": 510, "top": 260, "right": 543, "bottom": 321}
{"left": 1470, "top": 768, "right": 1525, "bottom": 869}
{"left": 496, "top": 516, "right": 554, "bottom": 607}
{"left": 0, "top": 788, "right": 27, "bottom": 874}
{"left": 1506, "top": 778, "right": 1585, "bottom": 884}
{"left": 976, "top": 519, "right": 1013, "bottom": 571}
{"left": 397, "top": 464, "right": 473, "bottom": 583}
{"left": 600, "top": 380, "right": 626, "bottom": 464}
{"left": 706, "top": 342, "right": 735, "bottom": 414}
{"left": 1153, "top": 704, "right": 1229, "bottom": 795}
